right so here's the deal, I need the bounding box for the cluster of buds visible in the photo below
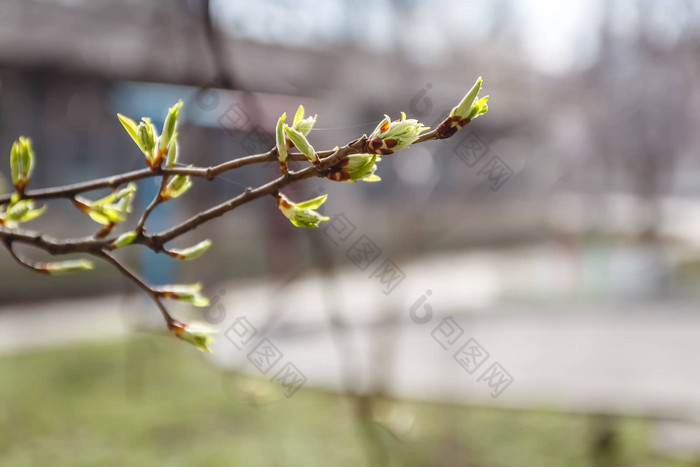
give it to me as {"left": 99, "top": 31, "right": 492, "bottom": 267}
{"left": 2, "top": 138, "right": 46, "bottom": 228}
{"left": 367, "top": 113, "right": 430, "bottom": 155}
{"left": 326, "top": 154, "right": 381, "bottom": 183}
{"left": 275, "top": 105, "right": 319, "bottom": 173}
{"left": 10, "top": 137, "right": 34, "bottom": 193}
{"left": 118, "top": 100, "right": 183, "bottom": 169}
{"left": 0, "top": 83, "right": 493, "bottom": 353}
{"left": 160, "top": 108, "right": 191, "bottom": 201}
{"left": 0, "top": 193, "right": 46, "bottom": 228}
{"left": 276, "top": 192, "right": 329, "bottom": 228}
{"left": 155, "top": 282, "right": 210, "bottom": 307}
{"left": 2, "top": 140, "right": 93, "bottom": 272}
{"left": 2, "top": 139, "right": 94, "bottom": 268}
{"left": 73, "top": 183, "right": 137, "bottom": 226}
{"left": 436, "top": 77, "right": 489, "bottom": 138}
{"left": 290, "top": 105, "right": 317, "bottom": 135}
{"left": 169, "top": 320, "right": 216, "bottom": 353}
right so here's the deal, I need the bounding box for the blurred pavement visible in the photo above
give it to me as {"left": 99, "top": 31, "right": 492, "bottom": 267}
{"left": 2, "top": 247, "right": 700, "bottom": 425}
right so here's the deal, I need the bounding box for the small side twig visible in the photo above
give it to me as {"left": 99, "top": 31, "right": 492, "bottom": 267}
{"left": 0, "top": 82, "right": 489, "bottom": 336}
{"left": 135, "top": 173, "right": 169, "bottom": 234}
{"left": 1, "top": 238, "right": 48, "bottom": 274}
{"left": 94, "top": 249, "right": 174, "bottom": 326}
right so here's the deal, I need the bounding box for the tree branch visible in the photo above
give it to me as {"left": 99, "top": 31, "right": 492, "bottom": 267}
{"left": 147, "top": 137, "right": 368, "bottom": 246}
{"left": 0, "top": 150, "right": 327, "bottom": 204}
{"left": 0, "top": 125, "right": 449, "bottom": 254}
{"left": 135, "top": 175, "right": 169, "bottom": 233}
{"left": 1, "top": 238, "right": 48, "bottom": 274}
{"left": 94, "top": 249, "right": 174, "bottom": 325}
{"left": 0, "top": 103, "right": 477, "bottom": 335}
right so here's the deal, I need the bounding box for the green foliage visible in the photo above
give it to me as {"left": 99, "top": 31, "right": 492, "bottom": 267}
{"left": 0, "top": 339, "right": 680, "bottom": 467}
{"left": 276, "top": 193, "right": 329, "bottom": 228}
{"left": 284, "top": 125, "right": 318, "bottom": 164}
{"left": 156, "top": 283, "right": 209, "bottom": 307}
{"left": 43, "top": 259, "right": 94, "bottom": 275}
{"left": 451, "top": 76, "right": 489, "bottom": 120}
{"left": 168, "top": 239, "right": 212, "bottom": 260}
{"left": 118, "top": 100, "right": 183, "bottom": 169}
{"left": 0, "top": 193, "right": 46, "bottom": 228}
{"left": 76, "top": 183, "right": 137, "bottom": 226}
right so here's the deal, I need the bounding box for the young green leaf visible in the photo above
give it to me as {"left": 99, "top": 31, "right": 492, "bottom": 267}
{"left": 117, "top": 114, "right": 141, "bottom": 147}
{"left": 160, "top": 100, "right": 183, "bottom": 151}
{"left": 168, "top": 239, "right": 212, "bottom": 260}
{"left": 276, "top": 192, "right": 329, "bottom": 228}
{"left": 43, "top": 259, "right": 94, "bottom": 275}
{"left": 170, "top": 320, "right": 216, "bottom": 353}
{"left": 111, "top": 231, "right": 138, "bottom": 249}
{"left": 284, "top": 125, "right": 318, "bottom": 163}
{"left": 276, "top": 113, "right": 288, "bottom": 172}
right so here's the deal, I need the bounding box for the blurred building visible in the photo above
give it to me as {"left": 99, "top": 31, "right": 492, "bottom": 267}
{"left": 1, "top": 0, "right": 700, "bottom": 302}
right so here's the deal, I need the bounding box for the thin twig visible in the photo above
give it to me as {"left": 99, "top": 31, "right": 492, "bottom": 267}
{"left": 0, "top": 126, "right": 447, "bottom": 254}
{"left": 1, "top": 238, "right": 47, "bottom": 274}
{"left": 147, "top": 138, "right": 367, "bottom": 246}
{"left": 0, "top": 225, "right": 108, "bottom": 254}
{"left": 135, "top": 174, "right": 169, "bottom": 233}
{"left": 0, "top": 112, "right": 465, "bottom": 334}
{"left": 0, "top": 150, "right": 324, "bottom": 204}
{"left": 94, "top": 249, "right": 173, "bottom": 325}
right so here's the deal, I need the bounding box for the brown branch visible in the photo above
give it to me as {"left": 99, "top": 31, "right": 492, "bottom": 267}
{"left": 0, "top": 167, "right": 154, "bottom": 203}
{"left": 144, "top": 127, "right": 452, "bottom": 246}
{"left": 0, "top": 123, "right": 449, "bottom": 255}
{"left": 94, "top": 250, "right": 174, "bottom": 326}
{"left": 1, "top": 238, "right": 48, "bottom": 274}
{"left": 146, "top": 137, "right": 368, "bottom": 246}
{"left": 0, "top": 225, "right": 109, "bottom": 254}
{"left": 135, "top": 175, "right": 169, "bottom": 233}
{"left": 0, "top": 150, "right": 325, "bottom": 204}
{"left": 0, "top": 110, "right": 465, "bottom": 336}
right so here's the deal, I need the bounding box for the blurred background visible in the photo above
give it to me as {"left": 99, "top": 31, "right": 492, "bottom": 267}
{"left": 1, "top": 0, "right": 700, "bottom": 465}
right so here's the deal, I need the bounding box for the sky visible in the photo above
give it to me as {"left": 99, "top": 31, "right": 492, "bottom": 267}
{"left": 213, "top": 0, "right": 605, "bottom": 75}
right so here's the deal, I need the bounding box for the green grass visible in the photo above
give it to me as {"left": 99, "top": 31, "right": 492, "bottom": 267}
{"left": 0, "top": 337, "right": 695, "bottom": 467}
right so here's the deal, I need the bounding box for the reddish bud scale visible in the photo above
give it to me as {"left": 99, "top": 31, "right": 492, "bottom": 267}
{"left": 168, "top": 320, "right": 186, "bottom": 333}
{"left": 156, "top": 147, "right": 168, "bottom": 167}
{"left": 147, "top": 147, "right": 168, "bottom": 169}
{"left": 158, "top": 291, "right": 178, "bottom": 300}
{"left": 33, "top": 263, "right": 52, "bottom": 274}
{"left": 15, "top": 179, "right": 27, "bottom": 194}
{"left": 72, "top": 198, "right": 92, "bottom": 215}
{"left": 95, "top": 222, "right": 116, "bottom": 239}
{"left": 436, "top": 116, "right": 471, "bottom": 139}
{"left": 275, "top": 193, "right": 293, "bottom": 209}
{"left": 165, "top": 249, "right": 187, "bottom": 260}
{"left": 326, "top": 171, "right": 351, "bottom": 182}
{"left": 367, "top": 136, "right": 397, "bottom": 155}
{"left": 326, "top": 158, "right": 352, "bottom": 182}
